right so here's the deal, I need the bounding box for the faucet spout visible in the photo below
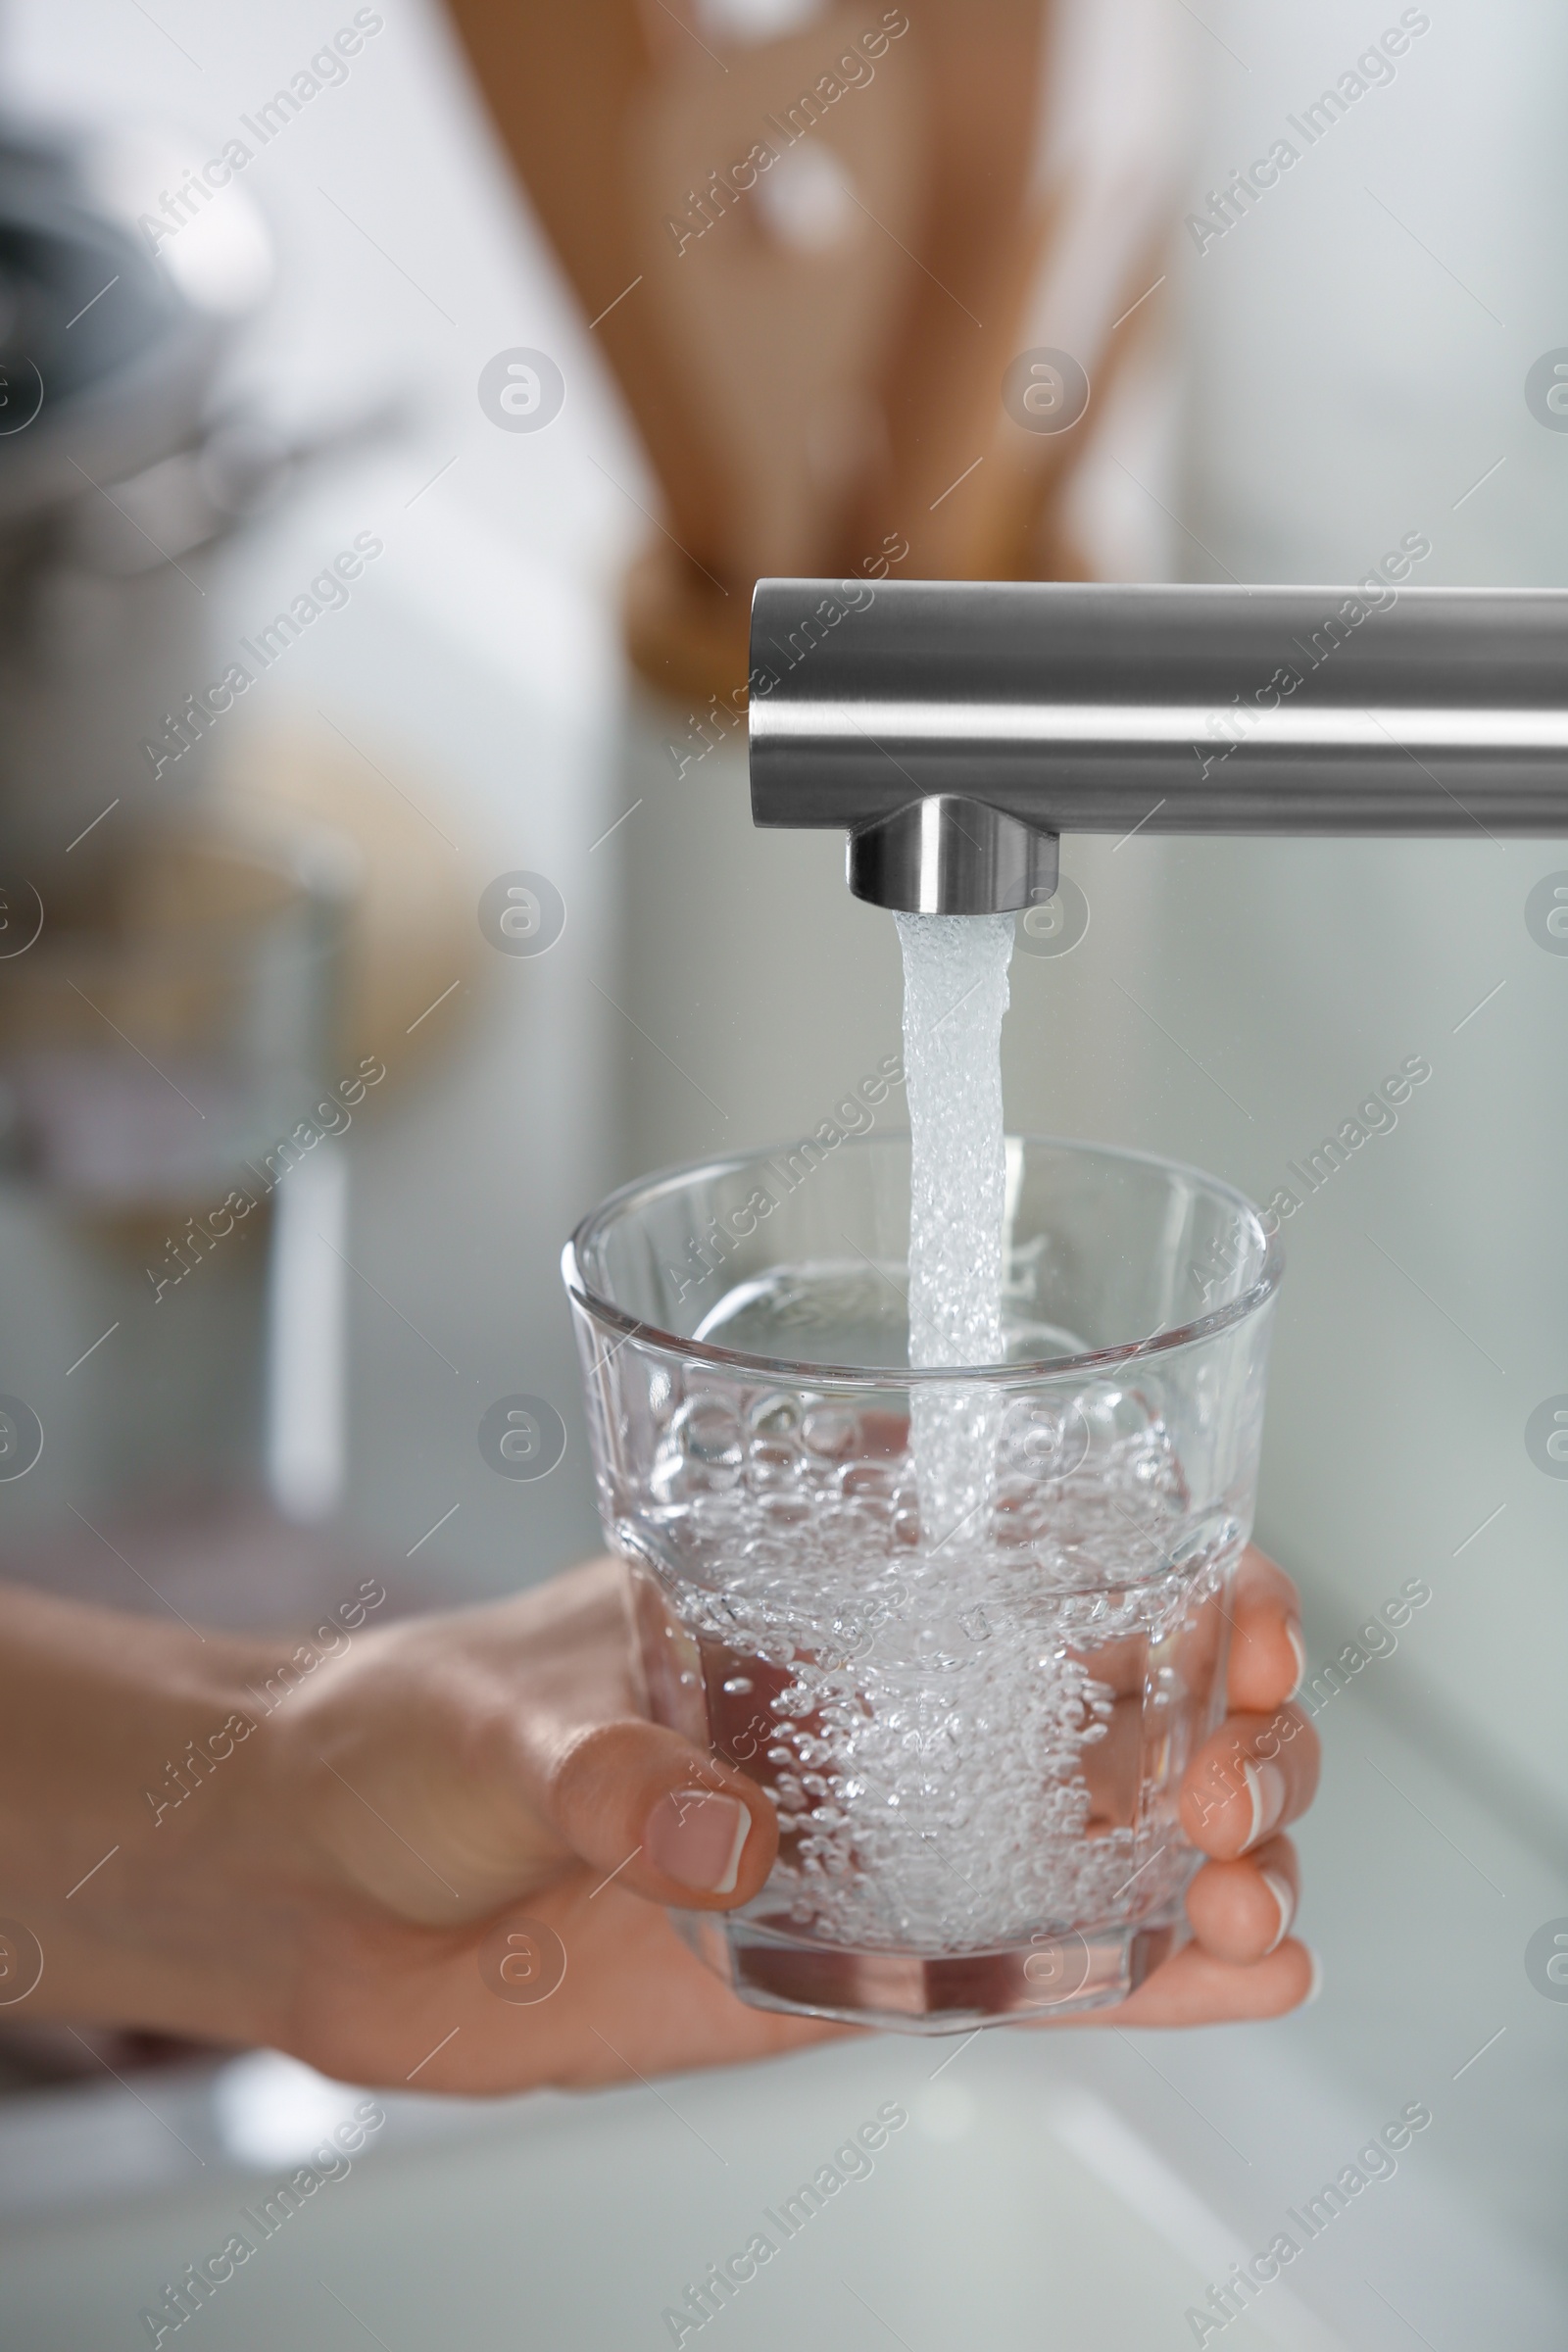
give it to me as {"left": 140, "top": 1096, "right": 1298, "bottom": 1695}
{"left": 847, "top": 795, "right": 1058, "bottom": 914}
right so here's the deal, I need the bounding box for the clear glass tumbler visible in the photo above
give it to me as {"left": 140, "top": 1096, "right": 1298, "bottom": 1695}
{"left": 563, "top": 1133, "right": 1281, "bottom": 2034}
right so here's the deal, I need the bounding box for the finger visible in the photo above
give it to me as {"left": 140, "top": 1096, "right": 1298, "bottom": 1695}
{"left": 1074, "top": 1935, "right": 1318, "bottom": 2029}
{"left": 548, "top": 1719, "right": 779, "bottom": 1911}
{"left": 1180, "top": 1705, "right": 1320, "bottom": 1859}
{"left": 1073, "top": 1548, "right": 1299, "bottom": 1711}
{"left": 1185, "top": 1836, "right": 1298, "bottom": 1964}
{"left": 1226, "top": 1546, "right": 1304, "bottom": 1713}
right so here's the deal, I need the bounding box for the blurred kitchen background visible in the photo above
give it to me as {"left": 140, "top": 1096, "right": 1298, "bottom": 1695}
{"left": 0, "top": 0, "right": 1562, "bottom": 2346}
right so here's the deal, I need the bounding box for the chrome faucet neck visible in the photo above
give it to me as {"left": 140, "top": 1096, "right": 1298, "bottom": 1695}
{"left": 750, "top": 576, "right": 1568, "bottom": 914}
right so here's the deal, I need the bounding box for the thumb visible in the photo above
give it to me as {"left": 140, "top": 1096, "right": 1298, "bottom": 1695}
{"left": 547, "top": 1721, "right": 779, "bottom": 1911}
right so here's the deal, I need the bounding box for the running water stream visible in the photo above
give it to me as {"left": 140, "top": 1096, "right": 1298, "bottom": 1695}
{"left": 895, "top": 910, "right": 1015, "bottom": 1545}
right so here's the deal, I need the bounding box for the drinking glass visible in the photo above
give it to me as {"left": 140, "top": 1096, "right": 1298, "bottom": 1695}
{"left": 563, "top": 1133, "right": 1281, "bottom": 2034}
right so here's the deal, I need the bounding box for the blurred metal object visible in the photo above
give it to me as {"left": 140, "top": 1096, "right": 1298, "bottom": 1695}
{"left": 0, "top": 122, "right": 270, "bottom": 877}
{"left": 0, "top": 129, "right": 239, "bottom": 523}
{"left": 751, "top": 576, "right": 1568, "bottom": 911}
{"left": 52, "top": 399, "right": 407, "bottom": 579}
{"left": 0, "top": 123, "right": 403, "bottom": 881}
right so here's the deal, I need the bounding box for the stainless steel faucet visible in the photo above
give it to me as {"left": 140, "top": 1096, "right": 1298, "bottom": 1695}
{"left": 748, "top": 577, "right": 1568, "bottom": 913}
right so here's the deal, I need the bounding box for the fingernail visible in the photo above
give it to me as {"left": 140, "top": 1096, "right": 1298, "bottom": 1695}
{"left": 645, "top": 1788, "right": 751, "bottom": 1893}
{"left": 1302, "top": 1945, "right": 1324, "bottom": 2006}
{"left": 1285, "top": 1619, "right": 1305, "bottom": 1698}
{"left": 1259, "top": 1866, "right": 1295, "bottom": 1954}
{"left": 1241, "top": 1758, "right": 1287, "bottom": 1851}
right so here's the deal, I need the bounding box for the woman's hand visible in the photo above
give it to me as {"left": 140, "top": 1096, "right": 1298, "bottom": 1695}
{"left": 1078, "top": 1546, "right": 1319, "bottom": 2029}
{"left": 0, "top": 1545, "right": 1317, "bottom": 2092}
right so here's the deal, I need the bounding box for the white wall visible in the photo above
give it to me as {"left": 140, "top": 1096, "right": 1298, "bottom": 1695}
{"left": 1152, "top": 0, "right": 1568, "bottom": 1843}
